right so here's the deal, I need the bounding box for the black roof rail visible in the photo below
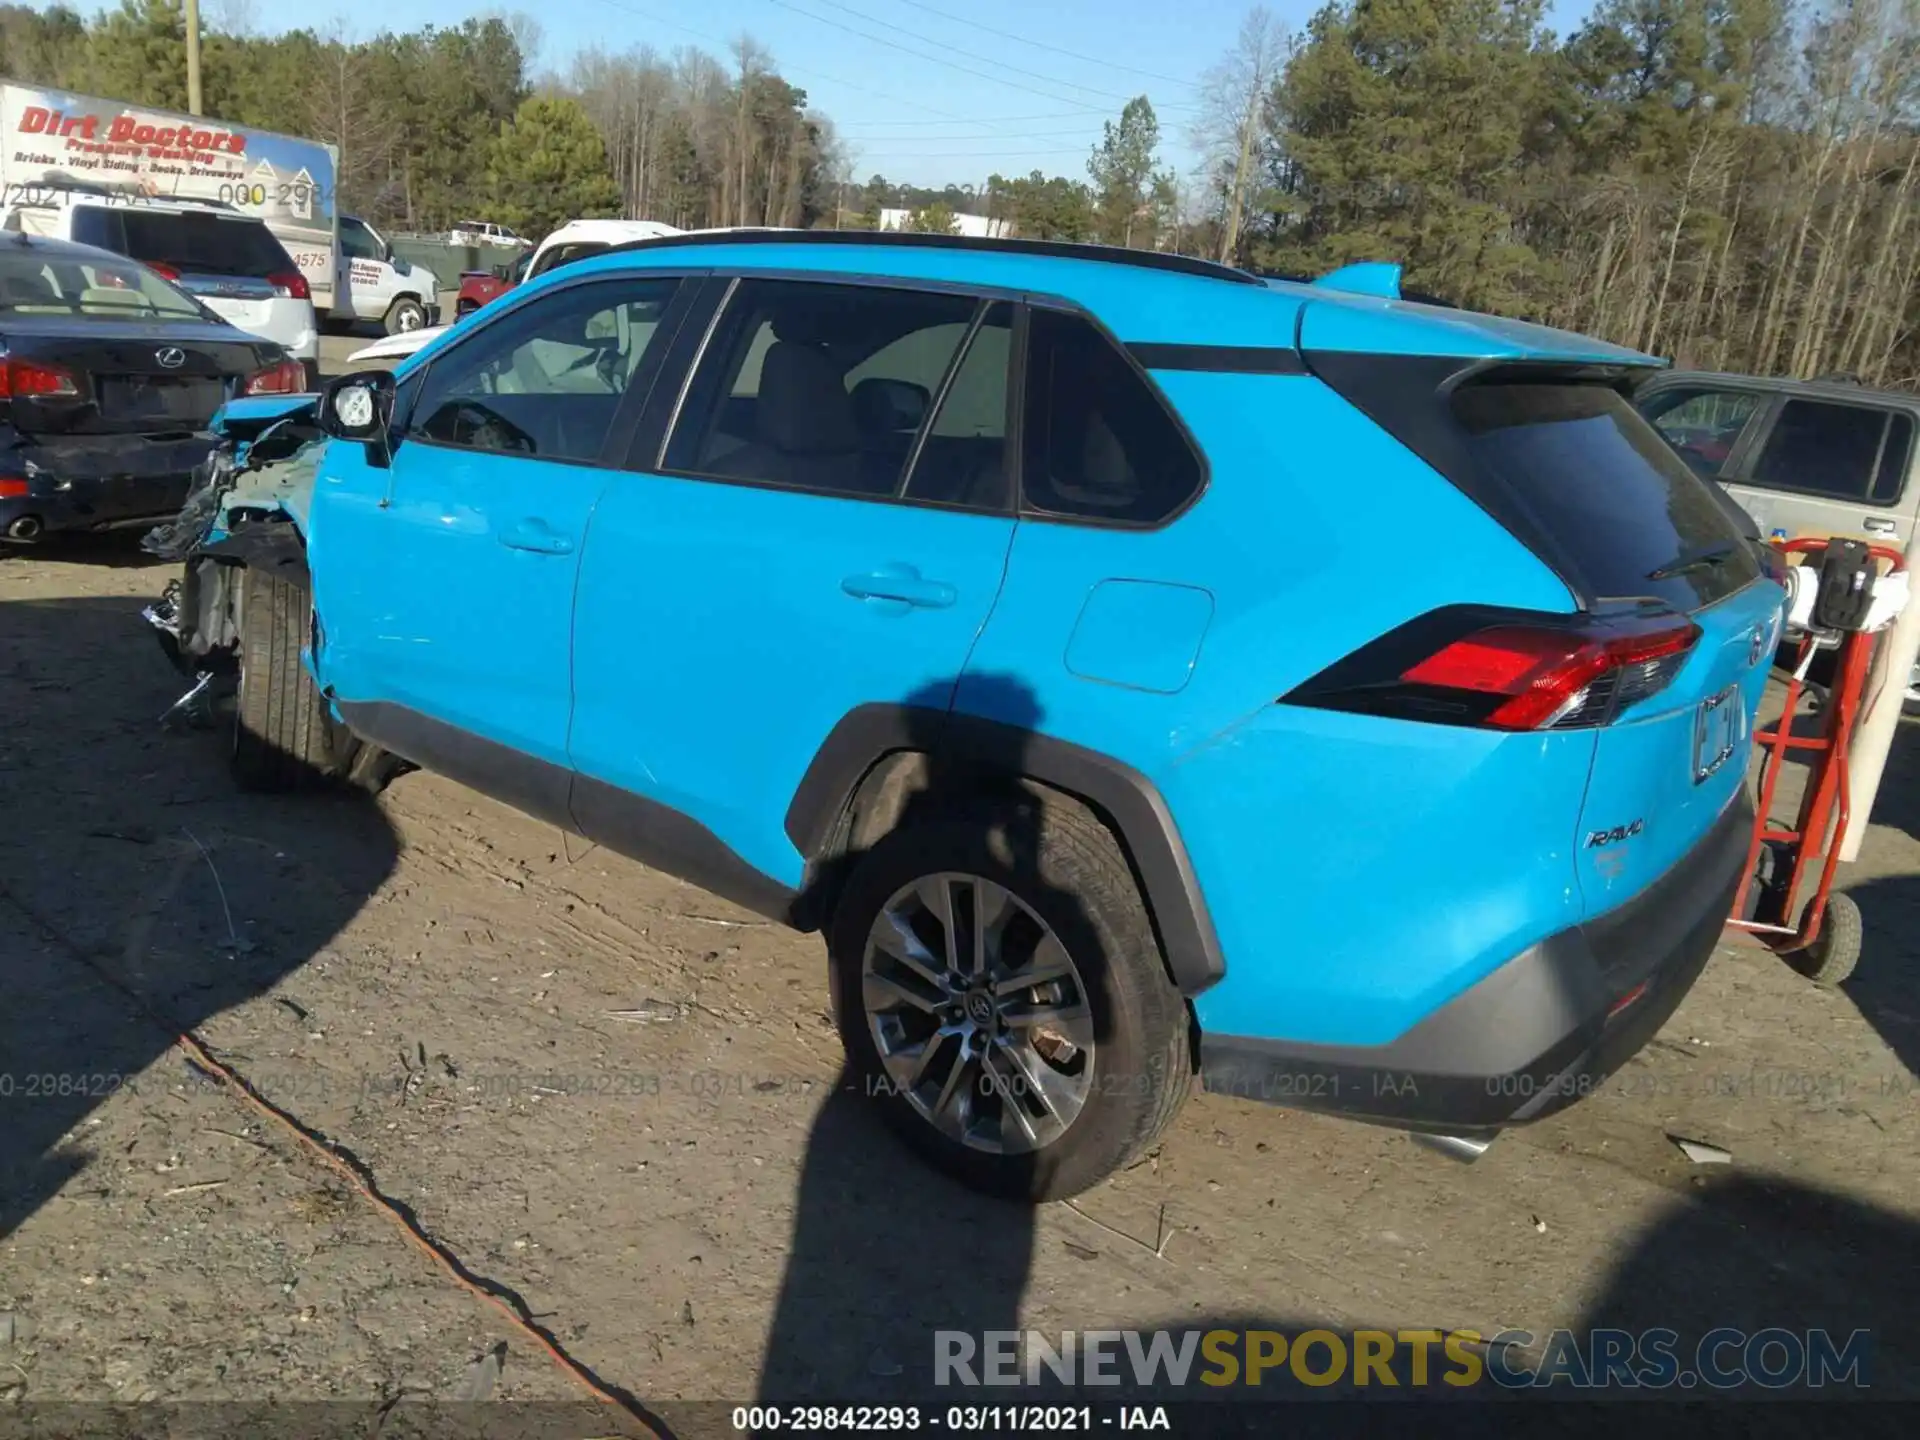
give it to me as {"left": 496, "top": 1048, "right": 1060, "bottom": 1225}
{"left": 1811, "top": 372, "right": 1865, "bottom": 386}
{"left": 604, "top": 227, "right": 1264, "bottom": 286}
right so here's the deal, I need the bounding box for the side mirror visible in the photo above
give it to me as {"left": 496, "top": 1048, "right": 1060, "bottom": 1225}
{"left": 319, "top": 369, "right": 397, "bottom": 444}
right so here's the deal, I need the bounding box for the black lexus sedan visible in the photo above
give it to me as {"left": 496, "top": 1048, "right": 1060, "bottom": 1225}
{"left": 0, "top": 231, "right": 305, "bottom": 543}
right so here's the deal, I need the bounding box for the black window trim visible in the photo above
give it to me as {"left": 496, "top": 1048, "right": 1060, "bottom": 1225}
{"left": 643, "top": 271, "right": 1023, "bottom": 519}
{"left": 1014, "top": 297, "right": 1211, "bottom": 532}
{"left": 1741, "top": 394, "right": 1916, "bottom": 510}
{"left": 400, "top": 271, "right": 695, "bottom": 473}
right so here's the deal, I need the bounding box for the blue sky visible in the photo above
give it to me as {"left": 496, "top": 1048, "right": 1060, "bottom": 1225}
{"left": 78, "top": 0, "right": 1597, "bottom": 188}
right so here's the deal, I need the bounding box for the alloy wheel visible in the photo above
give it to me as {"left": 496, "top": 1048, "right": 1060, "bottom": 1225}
{"left": 862, "top": 872, "right": 1095, "bottom": 1154}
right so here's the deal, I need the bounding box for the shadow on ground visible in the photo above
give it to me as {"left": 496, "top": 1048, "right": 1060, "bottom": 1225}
{"left": 0, "top": 532, "right": 170, "bottom": 571}
{"left": 756, "top": 683, "right": 1919, "bottom": 1417}
{"left": 0, "top": 594, "right": 400, "bottom": 1240}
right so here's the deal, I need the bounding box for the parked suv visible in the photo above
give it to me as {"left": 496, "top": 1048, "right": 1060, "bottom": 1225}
{"left": 1637, "top": 371, "right": 1920, "bottom": 547}
{"left": 1637, "top": 371, "right": 1920, "bottom": 702}
{"left": 450, "top": 220, "right": 530, "bottom": 249}
{"left": 2, "top": 189, "right": 318, "bottom": 385}
{"left": 150, "top": 233, "right": 1783, "bottom": 1200}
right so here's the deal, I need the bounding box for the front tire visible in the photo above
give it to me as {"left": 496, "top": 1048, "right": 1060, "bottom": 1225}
{"left": 828, "top": 793, "right": 1191, "bottom": 1201}
{"left": 231, "top": 566, "right": 352, "bottom": 791}
{"left": 383, "top": 296, "right": 427, "bottom": 335}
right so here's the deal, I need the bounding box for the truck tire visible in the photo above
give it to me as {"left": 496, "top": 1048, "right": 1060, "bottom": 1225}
{"left": 231, "top": 565, "right": 352, "bottom": 791}
{"left": 384, "top": 296, "right": 427, "bottom": 335}
{"left": 827, "top": 790, "right": 1192, "bottom": 1201}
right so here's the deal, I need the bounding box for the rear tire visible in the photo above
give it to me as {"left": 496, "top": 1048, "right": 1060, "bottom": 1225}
{"left": 231, "top": 566, "right": 352, "bottom": 791}
{"left": 827, "top": 792, "right": 1191, "bottom": 1202}
{"left": 383, "top": 296, "right": 427, "bottom": 335}
{"left": 1788, "top": 892, "right": 1861, "bottom": 987}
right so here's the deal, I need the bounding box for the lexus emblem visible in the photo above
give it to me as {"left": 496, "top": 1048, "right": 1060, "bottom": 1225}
{"left": 1748, "top": 624, "right": 1767, "bottom": 667}
{"left": 155, "top": 347, "right": 186, "bottom": 369}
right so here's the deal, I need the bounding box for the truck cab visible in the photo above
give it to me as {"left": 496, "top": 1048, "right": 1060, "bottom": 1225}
{"left": 335, "top": 215, "right": 440, "bottom": 336}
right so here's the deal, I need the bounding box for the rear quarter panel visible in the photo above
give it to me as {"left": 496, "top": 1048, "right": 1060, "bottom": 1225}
{"left": 958, "top": 370, "right": 1599, "bottom": 1048}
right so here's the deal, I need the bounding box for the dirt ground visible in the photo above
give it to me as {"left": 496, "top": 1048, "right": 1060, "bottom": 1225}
{"left": 2, "top": 532, "right": 1918, "bottom": 1427}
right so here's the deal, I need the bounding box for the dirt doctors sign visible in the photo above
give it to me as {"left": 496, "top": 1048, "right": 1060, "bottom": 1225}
{"left": 0, "top": 82, "right": 339, "bottom": 286}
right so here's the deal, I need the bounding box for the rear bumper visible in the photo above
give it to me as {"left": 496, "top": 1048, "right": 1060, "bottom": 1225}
{"left": 1198, "top": 790, "right": 1753, "bottom": 1132}
{"left": 0, "top": 433, "right": 215, "bottom": 537}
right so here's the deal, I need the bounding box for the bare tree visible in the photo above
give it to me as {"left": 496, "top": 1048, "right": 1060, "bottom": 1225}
{"left": 1192, "top": 6, "right": 1286, "bottom": 263}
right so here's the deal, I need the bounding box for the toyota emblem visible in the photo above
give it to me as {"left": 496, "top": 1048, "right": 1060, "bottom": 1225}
{"left": 155, "top": 347, "right": 186, "bottom": 369}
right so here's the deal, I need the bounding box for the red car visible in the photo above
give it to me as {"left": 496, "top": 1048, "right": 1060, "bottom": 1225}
{"left": 453, "top": 250, "right": 531, "bottom": 318}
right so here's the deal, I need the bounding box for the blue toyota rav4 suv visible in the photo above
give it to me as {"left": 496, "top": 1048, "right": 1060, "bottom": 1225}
{"left": 152, "top": 232, "right": 1783, "bottom": 1200}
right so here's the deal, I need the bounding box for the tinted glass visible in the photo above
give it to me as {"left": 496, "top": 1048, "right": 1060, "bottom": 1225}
{"left": 903, "top": 301, "right": 1013, "bottom": 509}
{"left": 1873, "top": 414, "right": 1914, "bottom": 504}
{"left": 0, "top": 248, "right": 204, "bottom": 319}
{"left": 1752, "top": 399, "right": 1906, "bottom": 504}
{"left": 339, "top": 219, "right": 382, "bottom": 261}
{"left": 1642, "top": 388, "right": 1761, "bottom": 478}
{"left": 412, "top": 278, "right": 677, "bottom": 463}
{"left": 117, "top": 210, "right": 293, "bottom": 277}
{"left": 1453, "top": 382, "right": 1759, "bottom": 609}
{"left": 1020, "top": 307, "right": 1201, "bottom": 524}
{"left": 664, "top": 279, "right": 982, "bottom": 501}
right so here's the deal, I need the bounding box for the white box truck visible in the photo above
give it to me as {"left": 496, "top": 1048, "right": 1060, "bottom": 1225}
{"left": 0, "top": 82, "right": 435, "bottom": 331}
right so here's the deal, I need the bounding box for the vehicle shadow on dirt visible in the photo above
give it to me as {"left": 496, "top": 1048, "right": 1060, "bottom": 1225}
{"left": 1835, "top": 868, "right": 1920, "bottom": 1086}
{"left": 0, "top": 533, "right": 171, "bottom": 571}
{"left": 0, "top": 593, "right": 400, "bottom": 1241}
{"left": 759, "top": 674, "right": 1120, "bottom": 1401}
{"left": 1103, "top": 1175, "right": 1915, "bottom": 1419}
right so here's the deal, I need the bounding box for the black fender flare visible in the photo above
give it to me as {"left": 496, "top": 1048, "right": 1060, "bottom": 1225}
{"left": 786, "top": 703, "right": 1225, "bottom": 995}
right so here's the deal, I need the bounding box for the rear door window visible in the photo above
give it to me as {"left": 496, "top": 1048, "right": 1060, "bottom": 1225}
{"left": 1749, "top": 399, "right": 1913, "bottom": 506}
{"left": 661, "top": 278, "right": 992, "bottom": 503}
{"left": 117, "top": 211, "right": 293, "bottom": 278}
{"left": 1452, "top": 382, "right": 1760, "bottom": 610}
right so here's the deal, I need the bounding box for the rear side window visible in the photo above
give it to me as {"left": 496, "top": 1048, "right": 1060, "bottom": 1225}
{"left": 117, "top": 211, "right": 293, "bottom": 278}
{"left": 1452, "top": 382, "right": 1759, "bottom": 610}
{"left": 1021, "top": 307, "right": 1201, "bottom": 524}
{"left": 1751, "top": 399, "right": 1913, "bottom": 505}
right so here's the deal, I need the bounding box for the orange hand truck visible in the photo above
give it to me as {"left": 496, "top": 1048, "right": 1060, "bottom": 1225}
{"left": 1727, "top": 536, "right": 1906, "bottom": 986}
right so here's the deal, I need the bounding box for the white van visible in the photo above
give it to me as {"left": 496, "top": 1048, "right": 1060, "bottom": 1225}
{"left": 336, "top": 215, "right": 442, "bottom": 335}
{"left": 1, "top": 189, "right": 319, "bottom": 382}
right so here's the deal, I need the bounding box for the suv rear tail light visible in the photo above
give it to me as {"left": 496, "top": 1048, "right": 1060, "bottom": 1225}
{"left": 243, "top": 359, "right": 308, "bottom": 395}
{"left": 1286, "top": 607, "right": 1702, "bottom": 731}
{"left": 0, "top": 358, "right": 82, "bottom": 399}
{"left": 268, "top": 269, "right": 311, "bottom": 302}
